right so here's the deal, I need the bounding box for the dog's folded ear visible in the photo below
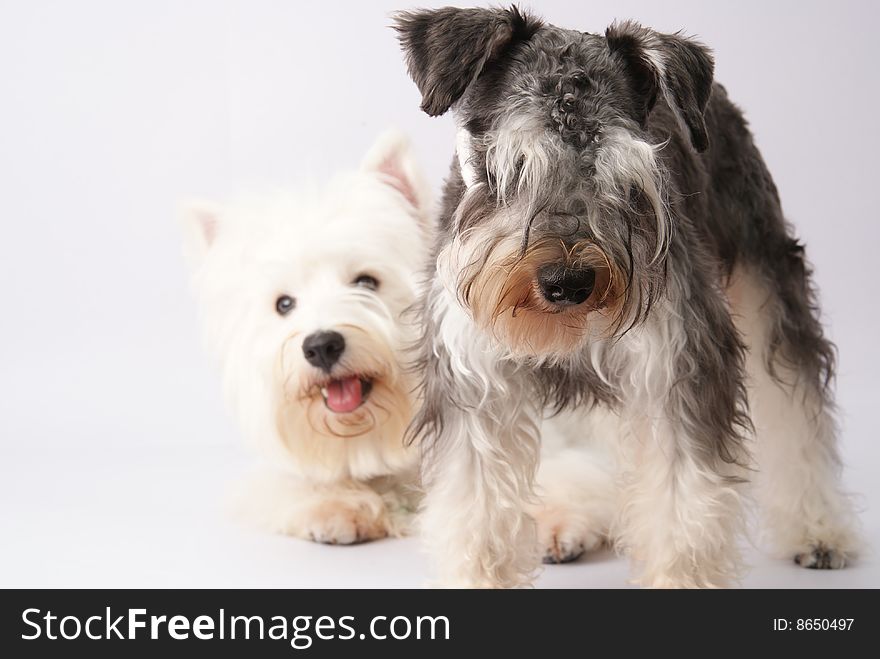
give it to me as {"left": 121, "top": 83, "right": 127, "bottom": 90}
{"left": 606, "top": 21, "right": 714, "bottom": 153}
{"left": 361, "top": 129, "right": 431, "bottom": 221}
{"left": 393, "top": 5, "right": 541, "bottom": 117}
{"left": 180, "top": 201, "right": 223, "bottom": 266}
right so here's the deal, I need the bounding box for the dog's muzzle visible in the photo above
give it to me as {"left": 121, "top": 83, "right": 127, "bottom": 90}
{"left": 537, "top": 264, "right": 596, "bottom": 306}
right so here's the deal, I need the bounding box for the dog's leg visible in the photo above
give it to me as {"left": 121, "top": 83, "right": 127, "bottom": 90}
{"left": 615, "top": 280, "right": 751, "bottom": 588}
{"left": 229, "top": 470, "right": 397, "bottom": 544}
{"left": 420, "top": 400, "right": 540, "bottom": 587}
{"left": 729, "top": 265, "right": 859, "bottom": 568}
{"left": 416, "top": 293, "right": 541, "bottom": 588}
{"left": 531, "top": 409, "right": 619, "bottom": 564}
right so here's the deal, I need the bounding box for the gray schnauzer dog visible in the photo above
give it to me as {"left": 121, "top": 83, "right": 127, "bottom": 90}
{"left": 395, "top": 5, "right": 858, "bottom": 587}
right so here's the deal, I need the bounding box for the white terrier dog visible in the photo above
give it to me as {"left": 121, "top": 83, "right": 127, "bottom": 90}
{"left": 182, "top": 131, "right": 431, "bottom": 545}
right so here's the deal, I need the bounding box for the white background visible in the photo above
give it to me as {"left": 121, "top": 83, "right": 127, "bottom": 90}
{"left": 1, "top": 0, "right": 877, "bottom": 587}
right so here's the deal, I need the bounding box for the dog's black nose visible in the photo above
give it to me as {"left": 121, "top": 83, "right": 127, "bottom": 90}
{"left": 537, "top": 265, "right": 595, "bottom": 306}
{"left": 302, "top": 331, "right": 346, "bottom": 371}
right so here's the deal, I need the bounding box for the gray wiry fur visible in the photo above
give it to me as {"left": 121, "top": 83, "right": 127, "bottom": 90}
{"left": 395, "top": 5, "right": 853, "bottom": 586}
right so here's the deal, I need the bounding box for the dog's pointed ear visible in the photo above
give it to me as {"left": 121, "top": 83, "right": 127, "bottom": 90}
{"left": 393, "top": 5, "right": 542, "bottom": 117}
{"left": 361, "top": 129, "right": 431, "bottom": 221}
{"left": 180, "top": 201, "right": 223, "bottom": 266}
{"left": 606, "top": 21, "right": 714, "bottom": 152}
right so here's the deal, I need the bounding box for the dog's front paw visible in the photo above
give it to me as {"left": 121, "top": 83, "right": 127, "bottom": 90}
{"left": 303, "top": 500, "right": 390, "bottom": 545}
{"left": 304, "top": 501, "right": 388, "bottom": 545}
{"left": 794, "top": 543, "right": 848, "bottom": 570}
{"left": 534, "top": 506, "right": 603, "bottom": 564}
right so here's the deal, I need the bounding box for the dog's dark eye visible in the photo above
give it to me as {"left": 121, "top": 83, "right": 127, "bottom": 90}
{"left": 353, "top": 274, "right": 379, "bottom": 291}
{"left": 275, "top": 295, "right": 295, "bottom": 316}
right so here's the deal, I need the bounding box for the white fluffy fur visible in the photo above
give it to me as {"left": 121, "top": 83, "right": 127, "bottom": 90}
{"left": 607, "top": 298, "right": 747, "bottom": 588}
{"left": 530, "top": 408, "right": 619, "bottom": 564}
{"left": 727, "top": 267, "right": 860, "bottom": 564}
{"left": 420, "top": 284, "right": 542, "bottom": 587}
{"left": 182, "top": 130, "right": 430, "bottom": 544}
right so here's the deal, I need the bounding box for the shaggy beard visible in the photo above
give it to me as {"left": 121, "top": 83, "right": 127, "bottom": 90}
{"left": 441, "top": 228, "right": 626, "bottom": 361}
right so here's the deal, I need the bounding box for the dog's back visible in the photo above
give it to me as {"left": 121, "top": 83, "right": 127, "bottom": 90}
{"left": 649, "top": 81, "right": 837, "bottom": 409}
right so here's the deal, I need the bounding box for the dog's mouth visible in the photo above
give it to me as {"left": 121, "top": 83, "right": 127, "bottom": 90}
{"left": 319, "top": 376, "right": 374, "bottom": 414}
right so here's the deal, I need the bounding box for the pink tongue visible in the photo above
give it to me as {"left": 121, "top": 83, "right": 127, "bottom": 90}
{"left": 325, "top": 377, "right": 363, "bottom": 413}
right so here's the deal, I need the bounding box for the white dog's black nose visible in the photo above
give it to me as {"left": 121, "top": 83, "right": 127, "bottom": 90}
{"left": 302, "top": 331, "right": 346, "bottom": 371}
{"left": 537, "top": 265, "right": 595, "bottom": 306}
